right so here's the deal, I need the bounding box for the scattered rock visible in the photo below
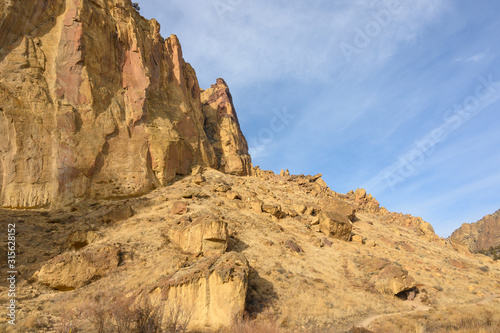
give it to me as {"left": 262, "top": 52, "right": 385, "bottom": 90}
{"left": 103, "top": 204, "right": 134, "bottom": 223}
{"left": 284, "top": 239, "right": 303, "bottom": 253}
{"left": 192, "top": 173, "right": 205, "bottom": 185}
{"left": 322, "top": 238, "right": 333, "bottom": 247}
{"left": 170, "top": 201, "right": 188, "bottom": 215}
{"left": 314, "top": 177, "right": 328, "bottom": 188}
{"left": 294, "top": 204, "right": 307, "bottom": 214}
{"left": 282, "top": 206, "right": 298, "bottom": 217}
{"left": 213, "top": 183, "right": 232, "bottom": 193}
{"left": 226, "top": 190, "right": 242, "bottom": 200}
{"left": 67, "top": 230, "right": 98, "bottom": 250}
{"left": 352, "top": 234, "right": 364, "bottom": 244}
{"left": 247, "top": 199, "right": 263, "bottom": 212}
{"left": 262, "top": 204, "right": 285, "bottom": 219}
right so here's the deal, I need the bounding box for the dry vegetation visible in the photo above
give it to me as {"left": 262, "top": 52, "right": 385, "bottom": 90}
{"left": 1, "top": 169, "right": 499, "bottom": 332}
{"left": 369, "top": 302, "right": 500, "bottom": 333}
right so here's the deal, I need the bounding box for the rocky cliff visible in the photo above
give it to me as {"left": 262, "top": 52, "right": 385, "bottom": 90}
{"left": 450, "top": 209, "right": 500, "bottom": 253}
{"left": 0, "top": 0, "right": 250, "bottom": 208}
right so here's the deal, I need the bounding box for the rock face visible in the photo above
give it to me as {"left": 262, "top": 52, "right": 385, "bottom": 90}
{"left": 201, "top": 78, "right": 252, "bottom": 176}
{"left": 450, "top": 209, "right": 500, "bottom": 252}
{"left": 33, "top": 244, "right": 120, "bottom": 290}
{"left": 154, "top": 252, "right": 249, "bottom": 331}
{"left": 169, "top": 214, "right": 228, "bottom": 255}
{"left": 0, "top": 0, "right": 250, "bottom": 208}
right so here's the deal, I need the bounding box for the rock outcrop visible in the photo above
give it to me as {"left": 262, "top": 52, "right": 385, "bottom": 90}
{"left": 169, "top": 214, "right": 228, "bottom": 255}
{"left": 33, "top": 243, "right": 120, "bottom": 290}
{"left": 450, "top": 209, "right": 500, "bottom": 253}
{"left": 154, "top": 252, "right": 249, "bottom": 331}
{"left": 0, "top": 0, "right": 250, "bottom": 208}
{"left": 201, "top": 78, "right": 252, "bottom": 176}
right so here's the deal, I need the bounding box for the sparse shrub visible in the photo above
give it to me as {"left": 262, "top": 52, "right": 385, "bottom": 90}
{"left": 55, "top": 306, "right": 78, "bottom": 333}
{"left": 132, "top": 2, "right": 140, "bottom": 11}
{"left": 79, "top": 294, "right": 110, "bottom": 333}
{"left": 133, "top": 295, "right": 163, "bottom": 333}
{"left": 163, "top": 303, "right": 192, "bottom": 333}
{"left": 110, "top": 295, "right": 135, "bottom": 333}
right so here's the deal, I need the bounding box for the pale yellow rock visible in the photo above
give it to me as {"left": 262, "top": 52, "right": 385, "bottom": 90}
{"left": 319, "top": 211, "right": 352, "bottom": 241}
{"left": 352, "top": 234, "right": 364, "bottom": 244}
{"left": 33, "top": 244, "right": 120, "bottom": 290}
{"left": 154, "top": 252, "right": 249, "bottom": 331}
{"left": 169, "top": 215, "right": 228, "bottom": 255}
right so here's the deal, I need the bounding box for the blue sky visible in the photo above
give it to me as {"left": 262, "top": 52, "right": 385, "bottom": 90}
{"left": 138, "top": 0, "right": 500, "bottom": 237}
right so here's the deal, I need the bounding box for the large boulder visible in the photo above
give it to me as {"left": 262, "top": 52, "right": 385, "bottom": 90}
{"left": 169, "top": 214, "right": 228, "bottom": 255}
{"left": 33, "top": 244, "right": 120, "bottom": 290}
{"left": 372, "top": 264, "right": 417, "bottom": 296}
{"left": 319, "top": 211, "right": 353, "bottom": 241}
{"left": 319, "top": 198, "right": 356, "bottom": 221}
{"left": 154, "top": 252, "right": 249, "bottom": 331}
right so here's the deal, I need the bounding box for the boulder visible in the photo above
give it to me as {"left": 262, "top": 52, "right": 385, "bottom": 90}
{"left": 169, "top": 215, "right": 228, "bottom": 255}
{"left": 319, "top": 198, "right": 356, "bottom": 221}
{"left": 170, "top": 201, "right": 188, "bottom": 215}
{"left": 319, "top": 211, "right": 352, "bottom": 241}
{"left": 372, "top": 264, "right": 417, "bottom": 296}
{"left": 351, "top": 234, "right": 364, "bottom": 244}
{"left": 102, "top": 204, "right": 134, "bottom": 223}
{"left": 262, "top": 204, "right": 285, "bottom": 219}
{"left": 154, "top": 252, "right": 249, "bottom": 331}
{"left": 33, "top": 244, "right": 120, "bottom": 290}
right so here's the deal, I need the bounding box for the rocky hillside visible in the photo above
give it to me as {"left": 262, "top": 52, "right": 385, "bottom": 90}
{"left": 450, "top": 209, "right": 500, "bottom": 255}
{"left": 1, "top": 167, "right": 499, "bottom": 332}
{"left": 0, "top": 1, "right": 499, "bottom": 332}
{"left": 0, "top": 0, "right": 250, "bottom": 209}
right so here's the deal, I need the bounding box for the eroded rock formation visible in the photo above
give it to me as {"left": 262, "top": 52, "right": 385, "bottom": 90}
{"left": 153, "top": 252, "right": 249, "bottom": 331}
{"left": 450, "top": 209, "right": 500, "bottom": 252}
{"left": 0, "top": 0, "right": 250, "bottom": 208}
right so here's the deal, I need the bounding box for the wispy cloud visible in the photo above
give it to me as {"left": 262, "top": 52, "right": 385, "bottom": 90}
{"left": 453, "top": 49, "right": 489, "bottom": 63}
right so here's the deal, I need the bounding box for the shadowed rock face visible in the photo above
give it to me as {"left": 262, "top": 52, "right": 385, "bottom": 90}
{"left": 450, "top": 209, "right": 500, "bottom": 252}
{"left": 0, "top": 0, "right": 250, "bottom": 208}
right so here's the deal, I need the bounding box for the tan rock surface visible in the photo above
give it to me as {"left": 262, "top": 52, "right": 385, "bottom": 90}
{"left": 201, "top": 78, "right": 252, "bottom": 176}
{"left": 169, "top": 214, "right": 228, "bottom": 255}
{"left": 319, "top": 210, "right": 353, "bottom": 241}
{"left": 33, "top": 243, "right": 120, "bottom": 290}
{"left": 0, "top": 0, "right": 251, "bottom": 208}
{"left": 450, "top": 209, "right": 500, "bottom": 253}
{"left": 154, "top": 252, "right": 249, "bottom": 331}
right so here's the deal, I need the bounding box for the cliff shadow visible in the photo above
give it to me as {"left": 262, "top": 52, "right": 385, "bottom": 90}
{"left": 245, "top": 267, "right": 278, "bottom": 317}
{"left": 227, "top": 236, "right": 249, "bottom": 253}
